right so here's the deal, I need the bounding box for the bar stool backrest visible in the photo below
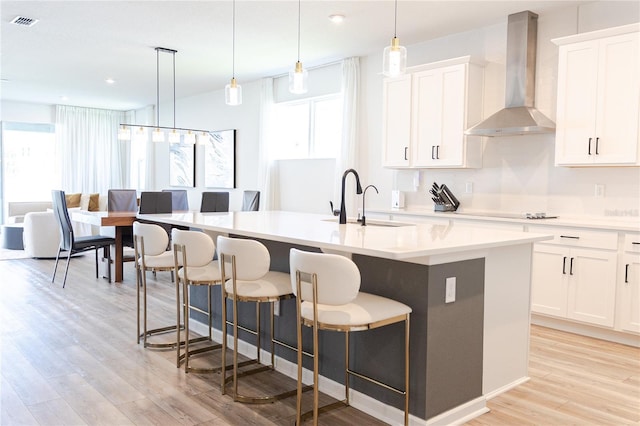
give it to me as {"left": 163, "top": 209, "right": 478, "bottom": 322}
{"left": 289, "top": 248, "right": 361, "bottom": 305}
{"left": 217, "top": 236, "right": 270, "bottom": 281}
{"left": 171, "top": 229, "right": 215, "bottom": 267}
{"left": 133, "top": 221, "right": 169, "bottom": 256}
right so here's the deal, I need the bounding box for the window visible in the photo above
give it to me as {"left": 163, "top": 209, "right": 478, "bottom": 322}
{"left": 272, "top": 95, "right": 342, "bottom": 160}
{"left": 1, "top": 122, "right": 58, "bottom": 222}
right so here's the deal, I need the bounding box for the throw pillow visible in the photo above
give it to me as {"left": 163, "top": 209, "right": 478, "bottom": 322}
{"left": 65, "top": 193, "right": 81, "bottom": 208}
{"left": 88, "top": 193, "right": 100, "bottom": 211}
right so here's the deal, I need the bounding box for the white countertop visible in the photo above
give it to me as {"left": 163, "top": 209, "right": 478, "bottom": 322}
{"left": 372, "top": 207, "right": 640, "bottom": 233}
{"left": 137, "top": 210, "right": 551, "bottom": 260}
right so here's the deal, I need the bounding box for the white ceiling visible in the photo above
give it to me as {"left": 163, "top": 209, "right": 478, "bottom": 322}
{"left": 1, "top": 0, "right": 586, "bottom": 111}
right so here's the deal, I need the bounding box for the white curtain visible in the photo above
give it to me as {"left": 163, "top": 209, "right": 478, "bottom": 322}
{"left": 334, "top": 57, "right": 360, "bottom": 213}
{"left": 55, "top": 105, "right": 126, "bottom": 194}
{"left": 258, "top": 77, "right": 279, "bottom": 210}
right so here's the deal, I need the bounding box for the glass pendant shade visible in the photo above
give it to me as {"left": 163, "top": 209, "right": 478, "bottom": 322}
{"left": 117, "top": 125, "right": 131, "bottom": 141}
{"left": 168, "top": 129, "right": 180, "bottom": 144}
{"left": 225, "top": 78, "right": 242, "bottom": 105}
{"left": 383, "top": 37, "right": 407, "bottom": 77}
{"left": 152, "top": 128, "right": 165, "bottom": 142}
{"left": 183, "top": 131, "right": 196, "bottom": 145}
{"left": 289, "top": 61, "right": 308, "bottom": 94}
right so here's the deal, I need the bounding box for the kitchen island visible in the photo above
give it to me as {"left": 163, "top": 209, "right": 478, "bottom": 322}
{"left": 138, "top": 210, "right": 551, "bottom": 424}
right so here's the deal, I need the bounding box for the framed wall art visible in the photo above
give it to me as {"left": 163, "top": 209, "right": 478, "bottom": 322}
{"left": 169, "top": 142, "right": 195, "bottom": 187}
{"left": 203, "top": 129, "right": 236, "bottom": 188}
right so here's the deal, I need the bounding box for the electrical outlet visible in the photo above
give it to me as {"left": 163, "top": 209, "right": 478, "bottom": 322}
{"left": 465, "top": 182, "right": 473, "bottom": 194}
{"left": 594, "top": 184, "right": 605, "bottom": 198}
{"left": 274, "top": 300, "right": 280, "bottom": 316}
{"left": 445, "top": 277, "right": 456, "bottom": 303}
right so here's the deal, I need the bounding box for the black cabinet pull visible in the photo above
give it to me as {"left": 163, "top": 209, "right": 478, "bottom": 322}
{"left": 436, "top": 145, "right": 440, "bottom": 159}
{"left": 560, "top": 235, "right": 580, "bottom": 239}
{"left": 632, "top": 242, "right": 640, "bottom": 245}
{"left": 625, "top": 264, "right": 630, "bottom": 283}
{"left": 595, "top": 137, "right": 600, "bottom": 155}
{"left": 588, "top": 137, "right": 592, "bottom": 155}
{"left": 404, "top": 147, "right": 408, "bottom": 161}
{"left": 562, "top": 256, "right": 567, "bottom": 274}
{"left": 431, "top": 145, "right": 435, "bottom": 160}
{"left": 569, "top": 257, "right": 574, "bottom": 275}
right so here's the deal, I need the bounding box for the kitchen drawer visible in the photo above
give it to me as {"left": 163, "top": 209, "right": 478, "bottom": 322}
{"left": 530, "top": 225, "right": 618, "bottom": 250}
{"left": 624, "top": 233, "right": 640, "bottom": 253}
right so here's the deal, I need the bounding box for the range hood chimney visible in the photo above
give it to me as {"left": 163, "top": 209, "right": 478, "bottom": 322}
{"left": 466, "top": 10, "right": 555, "bottom": 137}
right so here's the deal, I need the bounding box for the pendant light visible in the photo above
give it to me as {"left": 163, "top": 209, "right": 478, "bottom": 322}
{"left": 225, "top": 0, "right": 242, "bottom": 105}
{"left": 289, "top": 0, "right": 308, "bottom": 94}
{"left": 382, "top": 0, "right": 407, "bottom": 77}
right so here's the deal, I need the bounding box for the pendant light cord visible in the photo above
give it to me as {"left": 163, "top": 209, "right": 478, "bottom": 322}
{"left": 394, "top": 0, "right": 398, "bottom": 38}
{"left": 172, "top": 50, "right": 176, "bottom": 128}
{"left": 231, "top": 0, "right": 236, "bottom": 78}
{"left": 296, "top": 0, "right": 301, "bottom": 61}
{"left": 156, "top": 48, "right": 160, "bottom": 127}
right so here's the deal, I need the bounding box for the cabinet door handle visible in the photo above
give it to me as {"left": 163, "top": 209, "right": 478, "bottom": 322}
{"left": 431, "top": 145, "right": 435, "bottom": 160}
{"left": 562, "top": 256, "right": 567, "bottom": 274}
{"left": 436, "top": 145, "right": 440, "bottom": 159}
{"left": 404, "top": 147, "right": 408, "bottom": 161}
{"left": 560, "top": 235, "right": 580, "bottom": 239}
{"left": 625, "top": 264, "right": 630, "bottom": 283}
{"left": 595, "top": 137, "right": 600, "bottom": 155}
{"left": 632, "top": 242, "right": 639, "bottom": 245}
{"left": 588, "top": 137, "right": 592, "bottom": 155}
{"left": 569, "top": 257, "right": 574, "bottom": 275}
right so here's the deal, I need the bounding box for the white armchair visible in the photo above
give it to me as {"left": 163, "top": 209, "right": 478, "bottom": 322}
{"left": 23, "top": 209, "right": 95, "bottom": 258}
{"left": 23, "top": 211, "right": 60, "bottom": 258}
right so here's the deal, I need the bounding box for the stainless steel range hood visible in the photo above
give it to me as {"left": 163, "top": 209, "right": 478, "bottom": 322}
{"left": 465, "top": 11, "right": 555, "bottom": 137}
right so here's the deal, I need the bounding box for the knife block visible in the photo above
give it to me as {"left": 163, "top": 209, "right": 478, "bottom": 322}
{"left": 434, "top": 204, "right": 457, "bottom": 212}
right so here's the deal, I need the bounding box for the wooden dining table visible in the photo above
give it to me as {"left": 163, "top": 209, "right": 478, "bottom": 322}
{"left": 72, "top": 210, "right": 136, "bottom": 282}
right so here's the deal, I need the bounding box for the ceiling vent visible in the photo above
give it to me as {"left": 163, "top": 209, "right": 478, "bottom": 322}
{"left": 11, "top": 16, "right": 39, "bottom": 27}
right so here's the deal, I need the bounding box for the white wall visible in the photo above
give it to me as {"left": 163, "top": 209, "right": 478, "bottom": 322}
{"left": 2, "top": 2, "right": 639, "bottom": 218}
{"left": 362, "top": 2, "right": 640, "bottom": 218}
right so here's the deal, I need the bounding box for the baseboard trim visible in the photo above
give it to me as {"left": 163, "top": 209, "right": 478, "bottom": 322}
{"left": 532, "top": 315, "right": 640, "bottom": 347}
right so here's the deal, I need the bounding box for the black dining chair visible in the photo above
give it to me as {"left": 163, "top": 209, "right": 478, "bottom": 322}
{"left": 241, "top": 190, "right": 260, "bottom": 211}
{"left": 139, "top": 191, "right": 173, "bottom": 214}
{"left": 51, "top": 190, "right": 116, "bottom": 288}
{"left": 162, "top": 189, "right": 189, "bottom": 211}
{"left": 200, "top": 191, "right": 230, "bottom": 212}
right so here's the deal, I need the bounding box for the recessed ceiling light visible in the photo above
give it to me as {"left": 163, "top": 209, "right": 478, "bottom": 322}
{"left": 60, "top": 96, "right": 69, "bottom": 101}
{"left": 329, "top": 14, "right": 345, "bottom": 24}
{"left": 105, "top": 78, "right": 116, "bottom": 85}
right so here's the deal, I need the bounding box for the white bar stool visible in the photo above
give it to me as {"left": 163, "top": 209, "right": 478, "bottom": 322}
{"left": 290, "top": 248, "right": 412, "bottom": 426}
{"left": 172, "top": 229, "right": 224, "bottom": 373}
{"left": 217, "top": 235, "right": 308, "bottom": 403}
{"left": 133, "top": 221, "right": 179, "bottom": 348}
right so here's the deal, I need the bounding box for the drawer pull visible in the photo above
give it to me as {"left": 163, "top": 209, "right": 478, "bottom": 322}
{"left": 588, "top": 137, "right": 592, "bottom": 155}
{"left": 404, "top": 147, "right": 408, "bottom": 161}
{"left": 632, "top": 242, "right": 640, "bottom": 245}
{"left": 595, "top": 137, "right": 600, "bottom": 155}
{"left": 560, "top": 235, "right": 580, "bottom": 239}
{"left": 562, "top": 256, "right": 567, "bottom": 274}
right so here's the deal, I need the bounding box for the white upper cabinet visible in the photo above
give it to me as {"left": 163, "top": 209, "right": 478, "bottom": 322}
{"left": 382, "top": 56, "right": 484, "bottom": 169}
{"left": 553, "top": 24, "right": 640, "bottom": 166}
{"left": 382, "top": 74, "right": 412, "bottom": 167}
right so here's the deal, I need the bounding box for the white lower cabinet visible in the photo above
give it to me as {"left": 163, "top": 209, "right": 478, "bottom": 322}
{"left": 531, "top": 227, "right": 618, "bottom": 328}
{"left": 620, "top": 234, "right": 640, "bottom": 333}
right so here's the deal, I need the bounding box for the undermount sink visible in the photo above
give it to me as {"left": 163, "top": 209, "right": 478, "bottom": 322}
{"left": 322, "top": 218, "right": 414, "bottom": 227}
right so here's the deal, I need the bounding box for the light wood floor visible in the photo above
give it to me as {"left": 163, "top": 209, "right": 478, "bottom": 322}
{"left": 0, "top": 254, "right": 638, "bottom": 425}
